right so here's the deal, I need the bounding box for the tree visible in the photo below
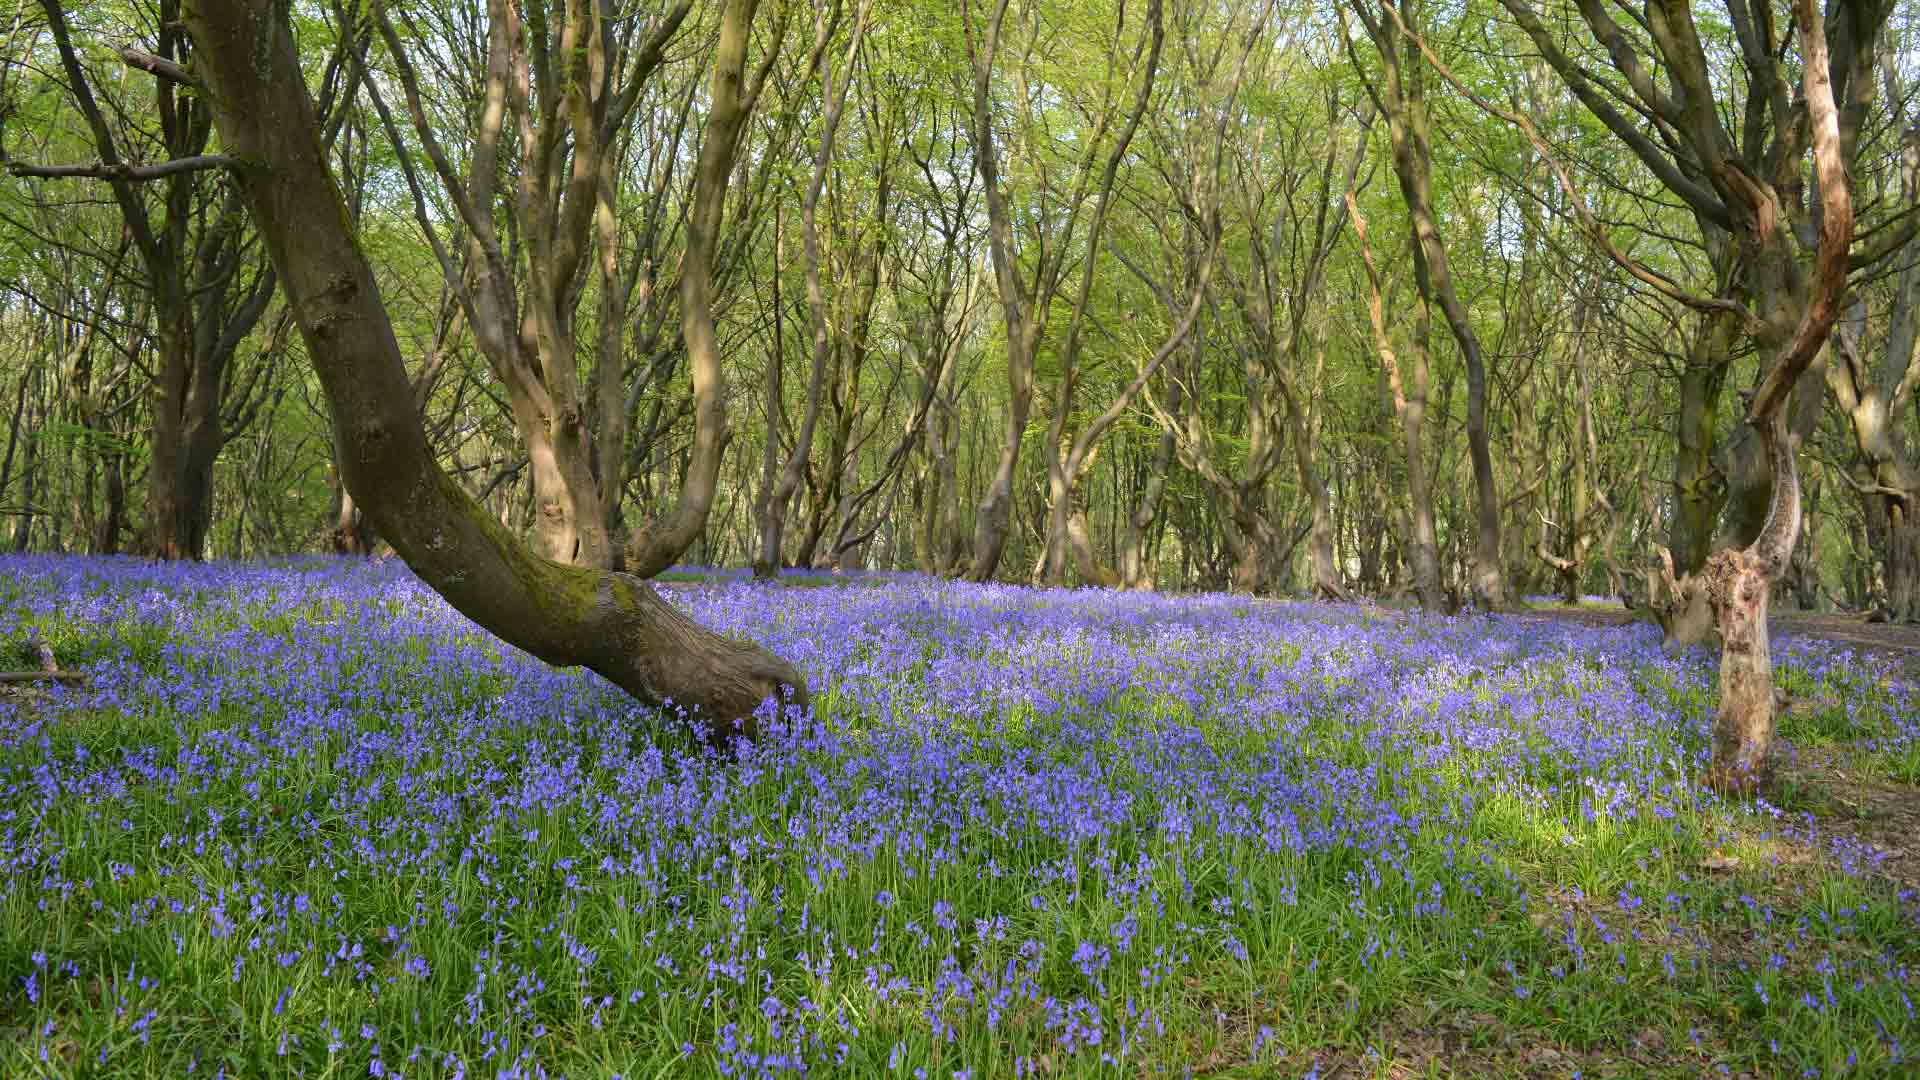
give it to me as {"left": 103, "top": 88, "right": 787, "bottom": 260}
{"left": 1827, "top": 129, "right": 1920, "bottom": 621}
{"left": 1348, "top": 0, "right": 1510, "bottom": 611}
{"left": 9, "top": 1, "right": 307, "bottom": 558}
{"left": 363, "top": 0, "right": 713, "bottom": 571}
{"left": 180, "top": 0, "right": 805, "bottom": 747}
{"left": 1495, "top": 0, "right": 1878, "bottom": 792}
{"left": 960, "top": 0, "right": 1164, "bottom": 582}
{"left": 752, "top": 0, "right": 871, "bottom": 578}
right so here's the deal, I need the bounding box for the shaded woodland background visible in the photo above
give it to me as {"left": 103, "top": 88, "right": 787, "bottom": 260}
{"left": 1, "top": 0, "right": 1916, "bottom": 615}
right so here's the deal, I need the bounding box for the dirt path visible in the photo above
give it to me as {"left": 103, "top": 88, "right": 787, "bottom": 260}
{"left": 1514, "top": 604, "right": 1920, "bottom": 675}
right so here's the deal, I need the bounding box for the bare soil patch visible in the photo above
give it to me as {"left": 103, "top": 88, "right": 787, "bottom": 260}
{"left": 1512, "top": 604, "right": 1920, "bottom": 675}
{"left": 1773, "top": 745, "right": 1920, "bottom": 895}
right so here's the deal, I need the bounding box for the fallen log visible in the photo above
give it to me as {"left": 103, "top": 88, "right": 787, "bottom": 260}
{"left": 0, "top": 671, "right": 86, "bottom": 685}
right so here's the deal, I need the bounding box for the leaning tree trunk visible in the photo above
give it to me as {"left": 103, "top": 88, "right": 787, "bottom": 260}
{"left": 186, "top": 0, "right": 803, "bottom": 749}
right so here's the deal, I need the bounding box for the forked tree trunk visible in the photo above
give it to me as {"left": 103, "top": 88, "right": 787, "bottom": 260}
{"left": 1697, "top": 0, "right": 1854, "bottom": 795}
{"left": 144, "top": 287, "right": 253, "bottom": 560}
{"left": 187, "top": 0, "right": 803, "bottom": 748}
{"left": 1038, "top": 0, "right": 1166, "bottom": 587}
{"left": 1828, "top": 134, "right": 1920, "bottom": 620}
{"left": 621, "top": 11, "right": 759, "bottom": 577}
{"left": 961, "top": 0, "right": 1032, "bottom": 582}
{"left": 1353, "top": 0, "right": 1507, "bottom": 610}
{"left": 34, "top": 3, "right": 278, "bottom": 562}
{"left": 754, "top": 7, "right": 865, "bottom": 580}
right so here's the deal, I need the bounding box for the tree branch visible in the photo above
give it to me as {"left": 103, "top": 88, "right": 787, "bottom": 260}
{"left": 118, "top": 45, "right": 197, "bottom": 86}
{"left": 6, "top": 155, "right": 240, "bottom": 181}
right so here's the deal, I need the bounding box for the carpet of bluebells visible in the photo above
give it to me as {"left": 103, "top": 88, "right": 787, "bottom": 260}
{"left": 1, "top": 556, "right": 1917, "bottom": 1078}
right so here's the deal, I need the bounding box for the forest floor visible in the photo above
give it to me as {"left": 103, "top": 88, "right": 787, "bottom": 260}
{"left": 1519, "top": 602, "right": 1920, "bottom": 673}
{"left": 1521, "top": 602, "right": 1920, "bottom": 927}
{"left": 3, "top": 562, "right": 1917, "bottom": 1078}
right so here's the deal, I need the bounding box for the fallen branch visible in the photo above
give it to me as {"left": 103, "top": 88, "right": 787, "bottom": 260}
{"left": 0, "top": 671, "right": 86, "bottom": 685}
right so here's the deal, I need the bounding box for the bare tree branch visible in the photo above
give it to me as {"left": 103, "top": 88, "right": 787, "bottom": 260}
{"left": 6, "top": 155, "right": 239, "bottom": 181}
{"left": 118, "top": 45, "right": 196, "bottom": 86}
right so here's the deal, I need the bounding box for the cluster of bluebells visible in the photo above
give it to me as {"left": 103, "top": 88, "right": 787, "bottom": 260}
{"left": 0, "top": 555, "right": 1914, "bottom": 1077}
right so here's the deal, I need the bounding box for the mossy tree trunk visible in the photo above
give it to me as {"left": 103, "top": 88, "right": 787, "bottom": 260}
{"left": 183, "top": 0, "right": 804, "bottom": 749}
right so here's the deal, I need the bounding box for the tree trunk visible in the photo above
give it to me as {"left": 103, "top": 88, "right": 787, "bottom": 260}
{"left": 1353, "top": 0, "right": 1506, "bottom": 610}
{"left": 11, "top": 385, "right": 39, "bottom": 553}
{"left": 1347, "top": 187, "right": 1443, "bottom": 612}
{"left": 95, "top": 451, "right": 127, "bottom": 555}
{"left": 1121, "top": 383, "right": 1179, "bottom": 590}
{"left": 962, "top": 0, "right": 1036, "bottom": 584}
{"left": 1697, "top": 0, "right": 1856, "bottom": 794}
{"left": 1280, "top": 376, "right": 1343, "bottom": 600}
{"left": 623, "top": 3, "right": 758, "bottom": 577}
{"left": 187, "top": 0, "right": 803, "bottom": 748}
{"left": 145, "top": 321, "right": 195, "bottom": 558}
{"left": 1702, "top": 415, "right": 1797, "bottom": 795}
{"left": 1671, "top": 313, "right": 1733, "bottom": 574}
{"left": 755, "top": 8, "right": 865, "bottom": 579}
{"left": 1828, "top": 133, "right": 1920, "bottom": 619}
{"left": 333, "top": 482, "right": 378, "bottom": 556}
{"left": 928, "top": 364, "right": 966, "bottom": 577}
{"left": 0, "top": 371, "right": 27, "bottom": 510}
{"left": 1038, "top": 0, "right": 1165, "bottom": 586}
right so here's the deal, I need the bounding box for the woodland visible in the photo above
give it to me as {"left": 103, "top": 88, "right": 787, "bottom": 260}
{"left": 3, "top": 0, "right": 1916, "bottom": 783}
{"left": 0, "top": 0, "right": 1902, "bottom": 604}
{"left": 0, "top": 1, "right": 1918, "bottom": 1074}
